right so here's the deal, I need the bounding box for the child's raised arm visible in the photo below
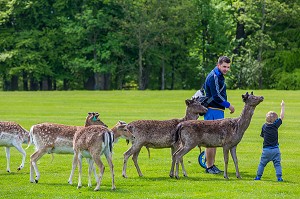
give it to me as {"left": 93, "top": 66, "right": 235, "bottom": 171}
{"left": 280, "top": 100, "right": 285, "bottom": 120}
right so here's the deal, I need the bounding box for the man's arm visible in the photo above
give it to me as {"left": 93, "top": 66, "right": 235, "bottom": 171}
{"left": 210, "top": 75, "right": 234, "bottom": 114}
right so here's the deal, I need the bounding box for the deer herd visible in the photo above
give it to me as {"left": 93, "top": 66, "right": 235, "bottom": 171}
{"left": 0, "top": 92, "right": 263, "bottom": 191}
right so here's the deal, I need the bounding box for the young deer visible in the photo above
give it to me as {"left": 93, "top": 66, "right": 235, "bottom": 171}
{"left": 172, "top": 92, "right": 264, "bottom": 179}
{"left": 0, "top": 122, "right": 29, "bottom": 172}
{"left": 28, "top": 112, "right": 106, "bottom": 183}
{"left": 122, "top": 99, "right": 207, "bottom": 178}
{"left": 73, "top": 121, "right": 134, "bottom": 191}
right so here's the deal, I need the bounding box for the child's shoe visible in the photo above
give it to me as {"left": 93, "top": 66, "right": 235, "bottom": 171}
{"left": 277, "top": 177, "right": 283, "bottom": 182}
{"left": 254, "top": 176, "right": 261, "bottom": 180}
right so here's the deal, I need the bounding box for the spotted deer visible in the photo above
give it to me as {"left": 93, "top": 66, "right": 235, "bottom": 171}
{"left": 73, "top": 121, "right": 134, "bottom": 191}
{"left": 28, "top": 112, "right": 106, "bottom": 183}
{"left": 122, "top": 99, "right": 208, "bottom": 178}
{"left": 0, "top": 122, "right": 29, "bottom": 172}
{"left": 172, "top": 92, "right": 264, "bottom": 179}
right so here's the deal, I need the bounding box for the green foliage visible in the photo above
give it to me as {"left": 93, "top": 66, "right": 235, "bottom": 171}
{"left": 272, "top": 69, "right": 300, "bottom": 90}
{"left": 0, "top": 0, "right": 299, "bottom": 90}
{"left": 0, "top": 90, "right": 299, "bottom": 198}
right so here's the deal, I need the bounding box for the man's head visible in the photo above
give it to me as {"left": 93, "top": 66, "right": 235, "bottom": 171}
{"left": 266, "top": 111, "right": 278, "bottom": 124}
{"left": 217, "top": 56, "right": 231, "bottom": 75}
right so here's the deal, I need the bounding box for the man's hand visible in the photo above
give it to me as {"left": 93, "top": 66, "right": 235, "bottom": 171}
{"left": 229, "top": 105, "right": 235, "bottom": 114}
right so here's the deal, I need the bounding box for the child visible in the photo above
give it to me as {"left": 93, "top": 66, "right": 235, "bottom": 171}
{"left": 254, "top": 100, "right": 285, "bottom": 182}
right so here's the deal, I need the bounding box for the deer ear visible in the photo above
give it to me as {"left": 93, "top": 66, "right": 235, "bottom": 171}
{"left": 251, "top": 91, "right": 253, "bottom": 95}
{"left": 185, "top": 99, "right": 193, "bottom": 106}
{"left": 118, "top": 120, "right": 127, "bottom": 125}
{"left": 242, "top": 92, "right": 249, "bottom": 102}
{"left": 192, "top": 96, "right": 199, "bottom": 101}
{"left": 127, "top": 125, "right": 133, "bottom": 131}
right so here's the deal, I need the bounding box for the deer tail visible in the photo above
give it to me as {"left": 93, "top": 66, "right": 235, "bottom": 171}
{"left": 103, "top": 131, "right": 114, "bottom": 153}
{"left": 50, "top": 153, "right": 54, "bottom": 163}
{"left": 173, "top": 123, "right": 183, "bottom": 145}
{"left": 25, "top": 126, "right": 34, "bottom": 150}
{"left": 146, "top": 147, "right": 150, "bottom": 159}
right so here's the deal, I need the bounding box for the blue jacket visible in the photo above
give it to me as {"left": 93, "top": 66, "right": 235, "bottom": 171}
{"left": 204, "top": 67, "right": 230, "bottom": 110}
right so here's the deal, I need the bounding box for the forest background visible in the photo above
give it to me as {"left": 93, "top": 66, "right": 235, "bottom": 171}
{"left": 0, "top": 0, "right": 299, "bottom": 91}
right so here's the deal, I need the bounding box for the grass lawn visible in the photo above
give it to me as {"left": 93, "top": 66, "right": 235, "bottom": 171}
{"left": 0, "top": 90, "right": 299, "bottom": 199}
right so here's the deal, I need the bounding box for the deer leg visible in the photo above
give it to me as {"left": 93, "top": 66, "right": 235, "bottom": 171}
{"left": 171, "top": 144, "right": 182, "bottom": 178}
{"left": 93, "top": 153, "right": 105, "bottom": 191}
{"left": 170, "top": 146, "right": 187, "bottom": 178}
{"left": 76, "top": 151, "right": 83, "bottom": 189}
{"left": 5, "top": 147, "right": 11, "bottom": 173}
{"left": 222, "top": 147, "right": 230, "bottom": 179}
{"left": 68, "top": 154, "right": 78, "bottom": 185}
{"left": 122, "top": 144, "right": 142, "bottom": 178}
{"left": 170, "top": 147, "right": 176, "bottom": 178}
{"left": 132, "top": 148, "right": 143, "bottom": 177}
{"left": 105, "top": 152, "right": 116, "bottom": 190}
{"left": 173, "top": 149, "right": 181, "bottom": 179}
{"left": 13, "top": 143, "right": 26, "bottom": 171}
{"left": 30, "top": 149, "right": 47, "bottom": 183}
{"left": 122, "top": 146, "right": 133, "bottom": 178}
{"left": 174, "top": 145, "right": 194, "bottom": 179}
{"left": 87, "top": 157, "right": 97, "bottom": 187}
{"left": 230, "top": 146, "right": 241, "bottom": 178}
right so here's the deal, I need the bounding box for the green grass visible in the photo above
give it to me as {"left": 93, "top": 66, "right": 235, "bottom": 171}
{"left": 0, "top": 90, "right": 299, "bottom": 199}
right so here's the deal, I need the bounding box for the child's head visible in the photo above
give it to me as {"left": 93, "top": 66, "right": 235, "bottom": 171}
{"left": 266, "top": 111, "right": 278, "bottom": 124}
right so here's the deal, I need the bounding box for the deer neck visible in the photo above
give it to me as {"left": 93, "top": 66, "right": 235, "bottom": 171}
{"left": 182, "top": 111, "right": 199, "bottom": 121}
{"left": 110, "top": 126, "right": 119, "bottom": 142}
{"left": 237, "top": 104, "right": 256, "bottom": 134}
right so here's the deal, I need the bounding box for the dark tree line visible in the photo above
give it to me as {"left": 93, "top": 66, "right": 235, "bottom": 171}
{"left": 0, "top": 0, "right": 299, "bottom": 91}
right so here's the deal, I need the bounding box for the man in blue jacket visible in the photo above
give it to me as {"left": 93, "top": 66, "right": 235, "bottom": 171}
{"left": 204, "top": 56, "right": 235, "bottom": 174}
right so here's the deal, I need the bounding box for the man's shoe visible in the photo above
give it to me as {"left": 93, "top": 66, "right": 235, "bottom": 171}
{"left": 206, "top": 167, "right": 218, "bottom": 174}
{"left": 212, "top": 165, "right": 223, "bottom": 173}
{"left": 277, "top": 177, "right": 283, "bottom": 182}
{"left": 206, "top": 166, "right": 221, "bottom": 174}
{"left": 254, "top": 176, "right": 261, "bottom": 180}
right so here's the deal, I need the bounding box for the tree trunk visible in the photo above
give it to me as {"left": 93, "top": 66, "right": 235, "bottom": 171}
{"left": 63, "top": 79, "right": 69, "bottom": 90}
{"left": 234, "top": 4, "right": 246, "bottom": 89}
{"left": 94, "top": 72, "right": 101, "bottom": 90}
{"left": 30, "top": 76, "right": 39, "bottom": 91}
{"left": 10, "top": 75, "right": 19, "bottom": 91}
{"left": 138, "top": 44, "right": 145, "bottom": 90}
{"left": 22, "top": 70, "right": 28, "bottom": 91}
{"left": 115, "top": 63, "right": 124, "bottom": 90}
{"left": 161, "top": 58, "right": 165, "bottom": 90}
{"left": 171, "top": 63, "right": 175, "bottom": 90}
{"left": 53, "top": 79, "right": 57, "bottom": 90}
{"left": 101, "top": 73, "right": 111, "bottom": 90}
{"left": 258, "top": 0, "right": 266, "bottom": 89}
{"left": 41, "top": 77, "right": 52, "bottom": 90}
{"left": 2, "top": 75, "right": 10, "bottom": 91}
{"left": 84, "top": 75, "right": 95, "bottom": 90}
